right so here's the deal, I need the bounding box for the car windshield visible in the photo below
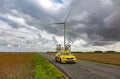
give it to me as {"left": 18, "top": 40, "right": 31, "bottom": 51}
{"left": 61, "top": 53, "right": 72, "bottom": 55}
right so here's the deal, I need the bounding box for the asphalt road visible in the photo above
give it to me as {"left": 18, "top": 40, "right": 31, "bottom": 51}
{"left": 40, "top": 54, "right": 120, "bottom": 79}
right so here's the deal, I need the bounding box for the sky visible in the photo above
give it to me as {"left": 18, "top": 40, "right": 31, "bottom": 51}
{"left": 0, "top": 0, "right": 120, "bottom": 52}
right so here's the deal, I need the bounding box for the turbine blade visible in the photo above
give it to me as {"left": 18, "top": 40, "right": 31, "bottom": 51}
{"left": 53, "top": 23, "right": 64, "bottom": 24}
{"left": 49, "top": 22, "right": 64, "bottom": 25}
{"left": 64, "top": 7, "right": 73, "bottom": 23}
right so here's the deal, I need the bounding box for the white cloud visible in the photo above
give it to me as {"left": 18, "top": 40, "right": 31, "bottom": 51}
{"left": 0, "top": 20, "right": 12, "bottom": 29}
{"left": 6, "top": 14, "right": 25, "bottom": 25}
{"left": 100, "top": 0, "right": 113, "bottom": 6}
{"left": 1, "top": 0, "right": 120, "bottom": 52}
{"left": 11, "top": 9, "right": 18, "bottom": 14}
{"left": 30, "top": 0, "right": 72, "bottom": 12}
{"left": 31, "top": 0, "right": 62, "bottom": 11}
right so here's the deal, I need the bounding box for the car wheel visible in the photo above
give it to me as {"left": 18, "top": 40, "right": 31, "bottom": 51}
{"left": 60, "top": 59, "right": 63, "bottom": 63}
{"left": 55, "top": 57, "right": 58, "bottom": 62}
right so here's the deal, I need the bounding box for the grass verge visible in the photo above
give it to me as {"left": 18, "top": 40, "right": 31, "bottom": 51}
{"left": 33, "top": 54, "right": 66, "bottom": 79}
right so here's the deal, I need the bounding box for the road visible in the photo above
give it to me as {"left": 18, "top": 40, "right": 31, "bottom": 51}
{"left": 40, "top": 54, "right": 120, "bottom": 79}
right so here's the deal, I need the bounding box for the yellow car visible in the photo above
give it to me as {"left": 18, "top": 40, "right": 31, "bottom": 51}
{"left": 55, "top": 52, "right": 77, "bottom": 63}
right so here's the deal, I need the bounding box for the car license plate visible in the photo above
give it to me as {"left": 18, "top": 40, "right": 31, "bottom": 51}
{"left": 68, "top": 59, "right": 72, "bottom": 61}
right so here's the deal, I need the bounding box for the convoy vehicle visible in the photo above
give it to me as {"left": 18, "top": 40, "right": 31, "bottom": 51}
{"left": 55, "top": 44, "right": 77, "bottom": 63}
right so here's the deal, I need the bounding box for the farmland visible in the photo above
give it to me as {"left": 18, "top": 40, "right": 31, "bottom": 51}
{"left": 0, "top": 53, "right": 34, "bottom": 79}
{"left": 75, "top": 53, "right": 120, "bottom": 66}
{"left": 46, "top": 52, "right": 120, "bottom": 66}
{"left": 43, "top": 53, "right": 120, "bottom": 79}
{"left": 0, "top": 53, "right": 65, "bottom": 79}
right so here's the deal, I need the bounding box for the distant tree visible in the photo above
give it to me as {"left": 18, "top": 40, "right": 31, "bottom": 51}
{"left": 105, "top": 51, "right": 116, "bottom": 53}
{"left": 94, "top": 51, "right": 103, "bottom": 53}
{"left": 72, "top": 51, "right": 83, "bottom": 53}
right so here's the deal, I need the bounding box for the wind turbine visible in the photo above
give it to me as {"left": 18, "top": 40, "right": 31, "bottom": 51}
{"left": 53, "top": 8, "right": 73, "bottom": 49}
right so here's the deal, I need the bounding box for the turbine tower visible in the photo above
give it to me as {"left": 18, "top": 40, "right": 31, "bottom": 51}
{"left": 53, "top": 8, "right": 73, "bottom": 49}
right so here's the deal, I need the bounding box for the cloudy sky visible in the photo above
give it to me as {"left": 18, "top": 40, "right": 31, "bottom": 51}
{"left": 0, "top": 0, "right": 120, "bottom": 52}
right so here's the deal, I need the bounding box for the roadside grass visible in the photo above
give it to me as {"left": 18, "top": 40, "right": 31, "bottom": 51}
{"left": 33, "top": 54, "right": 66, "bottom": 79}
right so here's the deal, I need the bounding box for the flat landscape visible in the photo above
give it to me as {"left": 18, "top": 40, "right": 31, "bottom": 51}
{"left": 0, "top": 52, "right": 120, "bottom": 79}
{"left": 0, "top": 53, "right": 35, "bottom": 79}
{"left": 0, "top": 53, "right": 65, "bottom": 79}
{"left": 42, "top": 53, "right": 120, "bottom": 79}
{"left": 46, "top": 52, "right": 120, "bottom": 66}
{"left": 75, "top": 53, "right": 120, "bottom": 66}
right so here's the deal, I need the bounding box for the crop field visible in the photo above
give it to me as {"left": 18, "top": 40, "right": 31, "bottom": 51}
{"left": 46, "top": 52, "right": 120, "bottom": 66}
{"left": 0, "top": 53, "right": 35, "bottom": 79}
{"left": 74, "top": 53, "right": 120, "bottom": 66}
{"left": 0, "top": 53, "right": 65, "bottom": 79}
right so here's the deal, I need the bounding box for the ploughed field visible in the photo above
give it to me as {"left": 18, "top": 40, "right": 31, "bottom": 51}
{"left": 44, "top": 53, "right": 120, "bottom": 79}
{"left": 46, "top": 52, "right": 120, "bottom": 66}
{"left": 75, "top": 53, "right": 120, "bottom": 66}
{"left": 0, "top": 53, "right": 35, "bottom": 79}
{"left": 0, "top": 53, "right": 65, "bottom": 79}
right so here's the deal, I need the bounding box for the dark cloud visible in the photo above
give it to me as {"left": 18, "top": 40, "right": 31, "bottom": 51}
{"left": 1, "top": 0, "right": 120, "bottom": 50}
{"left": 64, "top": 0, "right": 120, "bottom": 46}
{"left": 0, "top": 0, "right": 15, "bottom": 14}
